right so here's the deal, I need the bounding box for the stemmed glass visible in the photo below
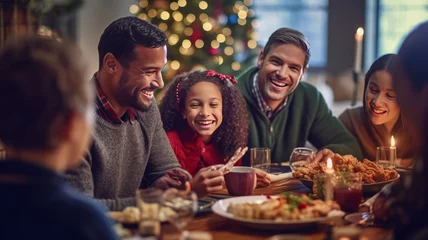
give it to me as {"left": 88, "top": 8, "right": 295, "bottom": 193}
{"left": 162, "top": 189, "right": 198, "bottom": 238}
{"left": 289, "top": 147, "right": 315, "bottom": 171}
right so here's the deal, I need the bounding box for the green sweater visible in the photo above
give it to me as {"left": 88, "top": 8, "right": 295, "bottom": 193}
{"left": 236, "top": 67, "right": 363, "bottom": 164}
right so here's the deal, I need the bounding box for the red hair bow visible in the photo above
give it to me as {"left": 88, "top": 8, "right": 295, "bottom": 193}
{"left": 206, "top": 70, "right": 237, "bottom": 84}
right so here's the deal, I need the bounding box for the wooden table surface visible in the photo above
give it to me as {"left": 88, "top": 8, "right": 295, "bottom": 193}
{"left": 161, "top": 178, "right": 392, "bottom": 240}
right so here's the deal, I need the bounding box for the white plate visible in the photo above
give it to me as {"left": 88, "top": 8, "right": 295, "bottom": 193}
{"left": 211, "top": 195, "right": 339, "bottom": 230}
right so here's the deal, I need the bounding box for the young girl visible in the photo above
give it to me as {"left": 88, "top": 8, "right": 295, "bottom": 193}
{"left": 339, "top": 54, "right": 413, "bottom": 166}
{"left": 160, "top": 70, "right": 270, "bottom": 186}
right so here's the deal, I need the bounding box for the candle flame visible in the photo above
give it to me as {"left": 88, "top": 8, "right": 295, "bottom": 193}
{"left": 327, "top": 158, "right": 333, "bottom": 169}
{"left": 355, "top": 27, "right": 364, "bottom": 41}
{"left": 391, "top": 136, "right": 395, "bottom": 147}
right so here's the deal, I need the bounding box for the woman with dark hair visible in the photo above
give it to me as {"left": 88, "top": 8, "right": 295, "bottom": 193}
{"left": 339, "top": 54, "right": 414, "bottom": 164}
{"left": 367, "top": 21, "right": 428, "bottom": 240}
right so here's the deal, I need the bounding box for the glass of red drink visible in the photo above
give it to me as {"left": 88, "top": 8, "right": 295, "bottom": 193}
{"left": 333, "top": 172, "right": 362, "bottom": 213}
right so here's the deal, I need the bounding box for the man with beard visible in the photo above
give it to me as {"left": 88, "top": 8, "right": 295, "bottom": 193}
{"left": 236, "top": 28, "right": 363, "bottom": 164}
{"left": 67, "top": 17, "right": 224, "bottom": 211}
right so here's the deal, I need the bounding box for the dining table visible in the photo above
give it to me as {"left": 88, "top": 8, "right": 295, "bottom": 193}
{"left": 161, "top": 178, "right": 392, "bottom": 240}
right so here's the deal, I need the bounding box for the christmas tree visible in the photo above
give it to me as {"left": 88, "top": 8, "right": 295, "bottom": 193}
{"left": 131, "top": 0, "right": 260, "bottom": 84}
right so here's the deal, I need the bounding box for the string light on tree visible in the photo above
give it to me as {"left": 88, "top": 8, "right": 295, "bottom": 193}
{"left": 182, "top": 39, "right": 191, "bottom": 48}
{"left": 184, "top": 27, "right": 193, "bottom": 36}
{"left": 138, "top": 13, "right": 147, "bottom": 20}
{"left": 199, "top": 1, "right": 208, "bottom": 10}
{"left": 131, "top": 0, "right": 258, "bottom": 83}
{"left": 158, "top": 23, "right": 168, "bottom": 31}
{"left": 247, "top": 39, "right": 257, "bottom": 49}
{"left": 217, "top": 56, "right": 224, "bottom": 65}
{"left": 224, "top": 46, "right": 234, "bottom": 56}
{"left": 178, "top": 0, "right": 187, "bottom": 7}
{"left": 211, "top": 40, "right": 220, "bottom": 49}
{"left": 129, "top": 4, "right": 139, "bottom": 14}
{"left": 203, "top": 22, "right": 212, "bottom": 31}
{"left": 216, "top": 34, "right": 226, "bottom": 43}
{"left": 186, "top": 14, "right": 196, "bottom": 23}
{"left": 199, "top": 13, "right": 208, "bottom": 21}
{"left": 148, "top": 9, "right": 157, "bottom": 18}
{"left": 139, "top": 0, "right": 148, "bottom": 8}
{"left": 238, "top": 18, "right": 246, "bottom": 25}
{"left": 231, "top": 62, "right": 241, "bottom": 71}
{"left": 171, "top": 60, "right": 180, "bottom": 70}
{"left": 169, "top": 34, "right": 179, "bottom": 45}
{"left": 179, "top": 46, "right": 188, "bottom": 55}
{"left": 170, "top": 2, "right": 179, "bottom": 10}
{"left": 160, "top": 11, "right": 170, "bottom": 20}
{"left": 238, "top": 10, "right": 247, "bottom": 19}
{"left": 195, "top": 39, "right": 204, "bottom": 48}
{"left": 222, "top": 28, "right": 232, "bottom": 36}
{"left": 226, "top": 36, "right": 234, "bottom": 45}
{"left": 244, "top": 0, "right": 252, "bottom": 6}
{"left": 172, "top": 11, "right": 183, "bottom": 21}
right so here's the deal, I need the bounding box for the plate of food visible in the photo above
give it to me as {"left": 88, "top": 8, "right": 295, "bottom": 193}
{"left": 211, "top": 193, "right": 344, "bottom": 230}
{"left": 292, "top": 154, "right": 400, "bottom": 193}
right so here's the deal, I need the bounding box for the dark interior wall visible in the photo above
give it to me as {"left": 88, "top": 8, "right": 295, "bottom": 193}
{"left": 327, "top": 0, "right": 366, "bottom": 75}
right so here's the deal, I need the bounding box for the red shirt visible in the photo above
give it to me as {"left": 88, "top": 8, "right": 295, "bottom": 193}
{"left": 166, "top": 128, "right": 242, "bottom": 176}
{"left": 94, "top": 74, "right": 136, "bottom": 124}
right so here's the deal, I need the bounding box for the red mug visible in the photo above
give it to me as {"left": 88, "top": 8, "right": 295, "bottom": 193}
{"left": 224, "top": 167, "right": 256, "bottom": 196}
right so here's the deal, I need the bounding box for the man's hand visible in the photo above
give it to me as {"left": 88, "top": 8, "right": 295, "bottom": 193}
{"left": 254, "top": 168, "right": 271, "bottom": 187}
{"left": 190, "top": 166, "right": 224, "bottom": 198}
{"left": 154, "top": 169, "right": 191, "bottom": 190}
{"left": 314, "top": 148, "right": 335, "bottom": 162}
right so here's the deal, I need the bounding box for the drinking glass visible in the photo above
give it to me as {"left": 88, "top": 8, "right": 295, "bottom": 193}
{"left": 333, "top": 172, "right": 363, "bottom": 213}
{"left": 250, "top": 148, "right": 271, "bottom": 172}
{"left": 289, "top": 147, "right": 315, "bottom": 170}
{"left": 136, "top": 188, "right": 163, "bottom": 238}
{"left": 162, "top": 189, "right": 198, "bottom": 236}
{"left": 376, "top": 146, "right": 396, "bottom": 169}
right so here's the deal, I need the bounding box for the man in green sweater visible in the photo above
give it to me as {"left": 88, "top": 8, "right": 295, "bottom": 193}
{"left": 236, "top": 27, "right": 363, "bottom": 165}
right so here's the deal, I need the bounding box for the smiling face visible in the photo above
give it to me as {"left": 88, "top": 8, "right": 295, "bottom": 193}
{"left": 257, "top": 43, "right": 307, "bottom": 110}
{"left": 365, "top": 70, "right": 400, "bottom": 131}
{"left": 116, "top": 45, "right": 167, "bottom": 111}
{"left": 182, "top": 81, "right": 223, "bottom": 144}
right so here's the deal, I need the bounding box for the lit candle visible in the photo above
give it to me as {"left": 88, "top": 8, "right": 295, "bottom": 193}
{"left": 354, "top": 27, "right": 364, "bottom": 73}
{"left": 390, "top": 136, "right": 396, "bottom": 168}
{"left": 325, "top": 158, "right": 334, "bottom": 201}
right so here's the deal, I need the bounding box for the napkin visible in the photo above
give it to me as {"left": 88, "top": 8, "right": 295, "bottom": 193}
{"left": 267, "top": 172, "right": 293, "bottom": 183}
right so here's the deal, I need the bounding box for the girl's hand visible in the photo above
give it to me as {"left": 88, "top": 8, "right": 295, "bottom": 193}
{"left": 254, "top": 168, "right": 271, "bottom": 187}
{"left": 190, "top": 167, "right": 224, "bottom": 198}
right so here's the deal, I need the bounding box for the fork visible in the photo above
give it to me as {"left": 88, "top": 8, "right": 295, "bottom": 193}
{"left": 199, "top": 201, "right": 216, "bottom": 211}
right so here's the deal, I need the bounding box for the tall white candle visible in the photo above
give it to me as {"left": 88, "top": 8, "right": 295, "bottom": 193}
{"left": 354, "top": 27, "right": 364, "bottom": 73}
{"left": 325, "top": 158, "right": 334, "bottom": 201}
{"left": 390, "top": 136, "right": 396, "bottom": 168}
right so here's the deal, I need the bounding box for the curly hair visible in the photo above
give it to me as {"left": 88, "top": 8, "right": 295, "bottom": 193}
{"left": 159, "top": 70, "right": 249, "bottom": 159}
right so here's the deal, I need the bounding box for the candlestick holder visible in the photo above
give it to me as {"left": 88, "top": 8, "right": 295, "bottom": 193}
{"left": 351, "top": 70, "right": 361, "bottom": 106}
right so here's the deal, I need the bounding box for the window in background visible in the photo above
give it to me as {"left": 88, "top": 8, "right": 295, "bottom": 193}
{"left": 253, "top": 0, "right": 328, "bottom": 69}
{"left": 378, "top": 0, "right": 428, "bottom": 56}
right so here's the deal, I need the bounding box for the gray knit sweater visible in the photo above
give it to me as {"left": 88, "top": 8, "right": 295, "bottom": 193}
{"left": 66, "top": 102, "right": 183, "bottom": 211}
